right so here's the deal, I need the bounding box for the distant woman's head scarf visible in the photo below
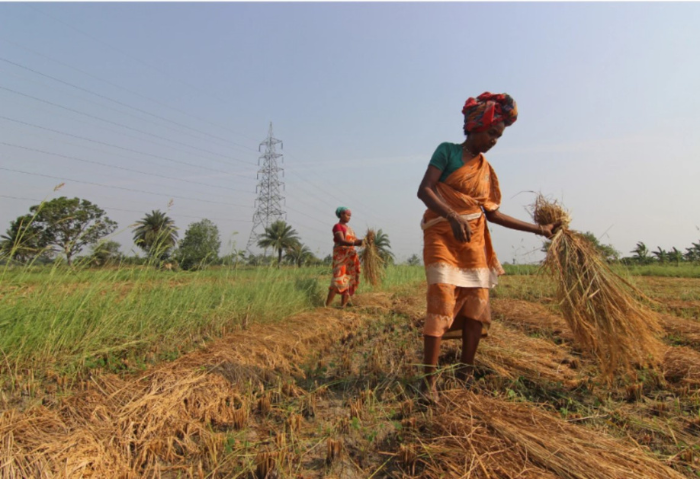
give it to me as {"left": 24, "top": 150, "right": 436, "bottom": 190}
{"left": 335, "top": 206, "right": 350, "bottom": 218}
{"left": 462, "top": 92, "right": 518, "bottom": 134}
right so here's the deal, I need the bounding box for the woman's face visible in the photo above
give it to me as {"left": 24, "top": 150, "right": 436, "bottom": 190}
{"left": 470, "top": 122, "right": 506, "bottom": 154}
{"left": 340, "top": 210, "right": 352, "bottom": 223}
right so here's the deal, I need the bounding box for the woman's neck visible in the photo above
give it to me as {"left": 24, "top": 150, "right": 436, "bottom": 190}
{"left": 462, "top": 141, "right": 479, "bottom": 157}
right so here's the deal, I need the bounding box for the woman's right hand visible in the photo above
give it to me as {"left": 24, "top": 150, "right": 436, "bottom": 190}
{"left": 354, "top": 239, "right": 363, "bottom": 246}
{"left": 539, "top": 222, "right": 562, "bottom": 239}
{"left": 447, "top": 213, "right": 472, "bottom": 243}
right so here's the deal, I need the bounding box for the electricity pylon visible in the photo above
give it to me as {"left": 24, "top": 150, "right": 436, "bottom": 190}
{"left": 246, "top": 122, "right": 285, "bottom": 253}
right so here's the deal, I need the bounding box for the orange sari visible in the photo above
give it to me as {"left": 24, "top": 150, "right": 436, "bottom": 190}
{"left": 330, "top": 225, "right": 360, "bottom": 296}
{"left": 422, "top": 154, "right": 505, "bottom": 338}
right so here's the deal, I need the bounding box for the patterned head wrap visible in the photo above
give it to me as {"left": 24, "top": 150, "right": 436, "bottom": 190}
{"left": 335, "top": 206, "right": 350, "bottom": 218}
{"left": 462, "top": 92, "right": 518, "bottom": 134}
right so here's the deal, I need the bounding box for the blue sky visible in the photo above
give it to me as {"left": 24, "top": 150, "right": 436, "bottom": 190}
{"left": 1, "top": 2, "right": 699, "bottom": 263}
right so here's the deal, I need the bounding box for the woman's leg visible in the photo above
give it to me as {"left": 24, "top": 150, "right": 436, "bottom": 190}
{"left": 340, "top": 291, "right": 350, "bottom": 307}
{"left": 459, "top": 318, "right": 482, "bottom": 380}
{"left": 422, "top": 335, "right": 442, "bottom": 401}
{"left": 325, "top": 289, "right": 337, "bottom": 307}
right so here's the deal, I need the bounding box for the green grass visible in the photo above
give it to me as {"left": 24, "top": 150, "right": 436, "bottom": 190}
{"left": 611, "top": 263, "right": 700, "bottom": 278}
{"left": 501, "top": 264, "right": 541, "bottom": 276}
{"left": 361, "top": 264, "right": 425, "bottom": 292}
{"left": 502, "top": 263, "right": 700, "bottom": 279}
{"left": 0, "top": 263, "right": 425, "bottom": 380}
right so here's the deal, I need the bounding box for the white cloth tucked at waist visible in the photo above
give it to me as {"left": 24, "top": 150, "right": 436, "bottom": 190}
{"left": 420, "top": 211, "right": 483, "bottom": 231}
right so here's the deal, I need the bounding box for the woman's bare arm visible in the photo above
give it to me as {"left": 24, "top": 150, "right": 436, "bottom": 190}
{"left": 334, "top": 232, "right": 362, "bottom": 246}
{"left": 417, "top": 165, "right": 473, "bottom": 242}
{"left": 485, "top": 210, "right": 559, "bottom": 238}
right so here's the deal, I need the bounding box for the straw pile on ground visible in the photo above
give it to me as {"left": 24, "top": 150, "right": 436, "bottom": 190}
{"left": 531, "top": 195, "right": 665, "bottom": 380}
{"left": 663, "top": 345, "right": 700, "bottom": 388}
{"left": 415, "top": 391, "right": 683, "bottom": 478}
{"left": 361, "top": 229, "right": 384, "bottom": 287}
{"left": 478, "top": 322, "right": 583, "bottom": 388}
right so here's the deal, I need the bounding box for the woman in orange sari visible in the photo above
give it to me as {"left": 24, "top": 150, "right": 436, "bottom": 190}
{"left": 326, "top": 207, "right": 363, "bottom": 307}
{"left": 417, "top": 93, "right": 559, "bottom": 401}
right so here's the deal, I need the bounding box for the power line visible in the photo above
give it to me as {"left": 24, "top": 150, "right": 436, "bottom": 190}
{"left": 0, "top": 194, "right": 252, "bottom": 223}
{"left": 0, "top": 115, "right": 256, "bottom": 180}
{"left": 3, "top": 11, "right": 401, "bottom": 250}
{"left": 0, "top": 128, "right": 255, "bottom": 208}
{"left": 9, "top": 9, "right": 402, "bottom": 236}
{"left": 0, "top": 166, "right": 254, "bottom": 209}
{"left": 0, "top": 56, "right": 260, "bottom": 155}
{"left": 0, "top": 140, "right": 253, "bottom": 196}
{"left": 0, "top": 85, "right": 260, "bottom": 167}
{"left": 284, "top": 148, "right": 398, "bottom": 224}
{"left": 0, "top": 62, "right": 257, "bottom": 175}
{"left": 283, "top": 153, "right": 391, "bottom": 227}
{"left": 282, "top": 215, "right": 330, "bottom": 238}
{"left": 284, "top": 204, "right": 331, "bottom": 227}
{"left": 2, "top": 69, "right": 392, "bottom": 231}
{"left": 0, "top": 34, "right": 261, "bottom": 150}
{"left": 30, "top": 4, "right": 247, "bottom": 116}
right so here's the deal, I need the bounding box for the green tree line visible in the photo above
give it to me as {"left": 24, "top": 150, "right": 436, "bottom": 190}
{"left": 1, "top": 197, "right": 397, "bottom": 270}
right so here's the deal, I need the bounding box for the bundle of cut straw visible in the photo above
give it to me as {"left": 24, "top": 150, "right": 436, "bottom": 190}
{"left": 361, "top": 229, "right": 385, "bottom": 287}
{"left": 532, "top": 195, "right": 665, "bottom": 381}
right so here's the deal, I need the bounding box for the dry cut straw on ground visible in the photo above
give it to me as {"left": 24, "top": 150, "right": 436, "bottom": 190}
{"left": 0, "top": 307, "right": 376, "bottom": 478}
{"left": 361, "top": 229, "right": 384, "bottom": 287}
{"left": 416, "top": 391, "right": 684, "bottom": 478}
{"left": 531, "top": 195, "right": 666, "bottom": 381}
{"left": 2, "top": 284, "right": 699, "bottom": 478}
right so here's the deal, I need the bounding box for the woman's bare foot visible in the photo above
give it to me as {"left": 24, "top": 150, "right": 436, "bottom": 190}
{"left": 456, "top": 364, "right": 476, "bottom": 389}
{"left": 419, "top": 379, "right": 440, "bottom": 405}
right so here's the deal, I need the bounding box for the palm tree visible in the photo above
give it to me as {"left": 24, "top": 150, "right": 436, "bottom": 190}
{"left": 132, "top": 210, "right": 179, "bottom": 260}
{"left": 668, "top": 247, "right": 683, "bottom": 267}
{"left": 284, "top": 242, "right": 314, "bottom": 267}
{"left": 257, "top": 220, "right": 300, "bottom": 266}
{"left": 406, "top": 254, "right": 421, "bottom": 266}
{"left": 652, "top": 246, "right": 668, "bottom": 264}
{"left": 374, "top": 229, "right": 394, "bottom": 265}
{"left": 685, "top": 241, "right": 700, "bottom": 263}
{"left": 631, "top": 241, "right": 650, "bottom": 264}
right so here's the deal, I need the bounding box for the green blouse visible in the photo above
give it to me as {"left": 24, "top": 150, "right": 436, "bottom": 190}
{"left": 429, "top": 142, "right": 468, "bottom": 183}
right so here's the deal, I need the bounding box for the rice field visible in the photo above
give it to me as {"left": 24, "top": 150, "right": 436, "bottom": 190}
{"left": 1, "top": 264, "right": 699, "bottom": 478}
{"left": 0, "top": 264, "right": 424, "bottom": 380}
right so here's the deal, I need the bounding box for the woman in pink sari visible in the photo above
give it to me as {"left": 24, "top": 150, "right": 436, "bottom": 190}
{"left": 326, "top": 207, "right": 363, "bottom": 307}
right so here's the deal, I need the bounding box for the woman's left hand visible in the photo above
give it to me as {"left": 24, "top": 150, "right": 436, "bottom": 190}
{"left": 354, "top": 239, "right": 363, "bottom": 246}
